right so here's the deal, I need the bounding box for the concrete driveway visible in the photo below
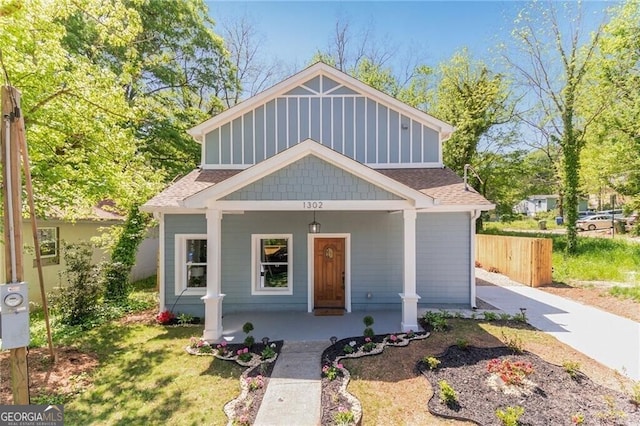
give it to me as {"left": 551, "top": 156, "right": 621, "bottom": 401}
{"left": 476, "top": 269, "right": 640, "bottom": 381}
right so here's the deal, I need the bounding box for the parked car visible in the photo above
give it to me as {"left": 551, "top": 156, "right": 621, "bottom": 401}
{"left": 576, "top": 214, "right": 614, "bottom": 231}
{"left": 578, "top": 210, "right": 596, "bottom": 218}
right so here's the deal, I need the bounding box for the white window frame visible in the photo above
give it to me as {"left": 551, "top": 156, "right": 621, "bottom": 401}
{"left": 37, "top": 227, "right": 58, "bottom": 259}
{"left": 251, "top": 234, "right": 293, "bottom": 295}
{"left": 175, "top": 234, "right": 208, "bottom": 296}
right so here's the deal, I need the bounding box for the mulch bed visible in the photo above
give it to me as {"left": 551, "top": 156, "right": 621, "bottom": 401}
{"left": 419, "top": 345, "right": 640, "bottom": 426}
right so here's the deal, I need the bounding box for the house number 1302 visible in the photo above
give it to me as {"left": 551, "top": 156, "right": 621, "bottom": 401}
{"left": 303, "top": 201, "right": 323, "bottom": 209}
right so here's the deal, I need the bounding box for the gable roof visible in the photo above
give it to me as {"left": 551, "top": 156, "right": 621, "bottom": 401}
{"left": 142, "top": 141, "right": 493, "bottom": 212}
{"left": 188, "top": 62, "right": 454, "bottom": 142}
{"left": 181, "top": 139, "right": 435, "bottom": 208}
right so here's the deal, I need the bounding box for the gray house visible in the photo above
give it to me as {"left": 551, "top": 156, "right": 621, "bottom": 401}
{"left": 142, "top": 63, "right": 493, "bottom": 341}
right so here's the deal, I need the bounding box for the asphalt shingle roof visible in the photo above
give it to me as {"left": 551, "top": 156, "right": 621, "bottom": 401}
{"left": 143, "top": 167, "right": 492, "bottom": 210}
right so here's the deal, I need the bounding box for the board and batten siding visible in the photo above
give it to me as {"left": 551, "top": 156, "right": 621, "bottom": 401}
{"left": 416, "top": 212, "right": 471, "bottom": 304}
{"left": 222, "top": 156, "right": 402, "bottom": 201}
{"left": 204, "top": 75, "right": 440, "bottom": 168}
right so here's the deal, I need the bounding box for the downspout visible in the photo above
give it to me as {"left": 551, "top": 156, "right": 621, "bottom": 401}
{"left": 470, "top": 209, "right": 482, "bottom": 308}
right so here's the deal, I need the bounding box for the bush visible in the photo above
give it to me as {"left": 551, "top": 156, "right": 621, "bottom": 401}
{"left": 438, "top": 380, "right": 458, "bottom": 407}
{"left": 496, "top": 406, "right": 524, "bottom": 426}
{"left": 104, "top": 206, "right": 151, "bottom": 303}
{"left": 52, "top": 243, "right": 103, "bottom": 326}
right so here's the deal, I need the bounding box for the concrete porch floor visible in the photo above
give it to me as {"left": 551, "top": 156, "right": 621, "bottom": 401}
{"left": 219, "top": 303, "right": 486, "bottom": 343}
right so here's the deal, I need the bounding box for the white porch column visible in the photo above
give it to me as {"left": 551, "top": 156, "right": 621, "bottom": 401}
{"left": 469, "top": 210, "right": 481, "bottom": 308}
{"left": 202, "top": 208, "right": 225, "bottom": 341}
{"left": 399, "top": 209, "right": 420, "bottom": 331}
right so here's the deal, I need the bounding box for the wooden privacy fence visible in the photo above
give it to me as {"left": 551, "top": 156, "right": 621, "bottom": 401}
{"left": 476, "top": 234, "right": 553, "bottom": 287}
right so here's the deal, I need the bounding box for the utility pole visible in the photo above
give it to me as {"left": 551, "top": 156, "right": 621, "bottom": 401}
{"left": 2, "top": 85, "right": 30, "bottom": 404}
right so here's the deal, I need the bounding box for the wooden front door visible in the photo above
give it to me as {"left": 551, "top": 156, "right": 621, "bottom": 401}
{"left": 314, "top": 238, "right": 345, "bottom": 309}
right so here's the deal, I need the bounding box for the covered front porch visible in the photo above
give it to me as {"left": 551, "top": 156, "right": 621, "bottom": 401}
{"left": 218, "top": 303, "right": 482, "bottom": 343}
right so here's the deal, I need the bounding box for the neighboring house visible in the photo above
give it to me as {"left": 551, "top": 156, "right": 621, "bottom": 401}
{"left": 142, "top": 63, "right": 494, "bottom": 340}
{"left": 0, "top": 204, "right": 158, "bottom": 306}
{"left": 515, "top": 195, "right": 587, "bottom": 217}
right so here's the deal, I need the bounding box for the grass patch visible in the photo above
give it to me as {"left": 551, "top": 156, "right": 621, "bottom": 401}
{"left": 480, "top": 227, "right": 640, "bottom": 283}
{"left": 609, "top": 285, "right": 640, "bottom": 302}
{"left": 64, "top": 324, "right": 243, "bottom": 425}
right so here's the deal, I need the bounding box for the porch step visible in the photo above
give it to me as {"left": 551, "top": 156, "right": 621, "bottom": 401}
{"left": 313, "top": 308, "right": 344, "bottom": 316}
{"left": 253, "top": 341, "right": 328, "bottom": 426}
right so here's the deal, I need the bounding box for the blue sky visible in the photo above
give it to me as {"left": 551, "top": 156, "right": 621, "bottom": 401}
{"left": 207, "top": 1, "right": 610, "bottom": 71}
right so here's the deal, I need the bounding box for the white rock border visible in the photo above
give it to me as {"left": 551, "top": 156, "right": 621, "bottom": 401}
{"left": 327, "top": 331, "right": 431, "bottom": 425}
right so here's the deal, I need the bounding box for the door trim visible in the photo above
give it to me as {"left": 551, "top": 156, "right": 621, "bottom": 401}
{"left": 307, "top": 233, "right": 351, "bottom": 313}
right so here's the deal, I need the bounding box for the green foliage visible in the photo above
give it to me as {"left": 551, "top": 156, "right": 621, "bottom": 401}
{"left": 244, "top": 336, "right": 255, "bottom": 348}
{"left": 104, "top": 206, "right": 151, "bottom": 303}
{"left": 424, "top": 356, "right": 441, "bottom": 370}
{"left": 51, "top": 243, "right": 103, "bottom": 326}
{"left": 260, "top": 346, "right": 276, "bottom": 360}
{"left": 609, "top": 285, "right": 640, "bottom": 303}
{"left": 483, "top": 311, "right": 498, "bottom": 321}
{"left": 434, "top": 49, "right": 514, "bottom": 177}
{"left": 495, "top": 406, "right": 524, "bottom": 426}
{"left": 0, "top": 0, "right": 162, "bottom": 216}
{"left": 501, "top": 331, "right": 524, "bottom": 354}
{"left": 242, "top": 322, "right": 254, "bottom": 334}
{"left": 363, "top": 315, "right": 374, "bottom": 327}
{"left": 363, "top": 327, "right": 375, "bottom": 338}
{"left": 480, "top": 228, "right": 640, "bottom": 283}
{"left": 456, "top": 338, "right": 469, "bottom": 350}
{"left": 177, "top": 313, "right": 194, "bottom": 325}
{"left": 423, "top": 311, "right": 448, "bottom": 332}
{"left": 631, "top": 382, "right": 640, "bottom": 406}
{"left": 562, "top": 360, "right": 581, "bottom": 379}
{"left": 438, "top": 380, "right": 458, "bottom": 407}
{"left": 333, "top": 408, "right": 355, "bottom": 426}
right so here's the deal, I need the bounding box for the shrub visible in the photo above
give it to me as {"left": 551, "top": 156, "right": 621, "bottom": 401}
{"left": 52, "top": 242, "right": 103, "bottom": 326}
{"left": 104, "top": 206, "right": 151, "bottom": 303}
{"left": 501, "top": 331, "right": 524, "bottom": 354}
{"left": 496, "top": 406, "right": 524, "bottom": 426}
{"left": 322, "top": 363, "right": 343, "bottom": 381}
{"left": 333, "top": 407, "right": 355, "bottom": 425}
{"left": 243, "top": 322, "right": 254, "bottom": 347}
{"left": 438, "top": 380, "right": 458, "bottom": 407}
{"left": 261, "top": 346, "right": 276, "bottom": 360}
{"left": 156, "top": 310, "right": 175, "bottom": 325}
{"left": 562, "top": 360, "right": 581, "bottom": 379}
{"left": 423, "top": 311, "right": 448, "bottom": 332}
{"left": 632, "top": 382, "right": 640, "bottom": 406}
{"left": 456, "top": 338, "right": 469, "bottom": 350}
{"left": 363, "top": 315, "right": 374, "bottom": 337}
{"left": 483, "top": 311, "right": 498, "bottom": 321}
{"left": 246, "top": 375, "right": 265, "bottom": 391}
{"left": 487, "top": 358, "right": 534, "bottom": 386}
{"left": 571, "top": 412, "right": 585, "bottom": 425}
{"left": 424, "top": 356, "right": 441, "bottom": 370}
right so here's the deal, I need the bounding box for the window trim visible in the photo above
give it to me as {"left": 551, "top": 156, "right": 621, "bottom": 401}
{"left": 37, "top": 227, "right": 59, "bottom": 259}
{"left": 174, "top": 234, "right": 208, "bottom": 296}
{"left": 251, "top": 234, "right": 293, "bottom": 295}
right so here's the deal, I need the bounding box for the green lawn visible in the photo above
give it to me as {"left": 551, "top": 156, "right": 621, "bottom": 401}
{"left": 64, "top": 324, "right": 242, "bottom": 425}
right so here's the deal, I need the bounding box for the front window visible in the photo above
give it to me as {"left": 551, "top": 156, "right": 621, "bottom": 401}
{"left": 175, "top": 234, "right": 207, "bottom": 295}
{"left": 38, "top": 227, "right": 58, "bottom": 258}
{"left": 252, "top": 234, "right": 292, "bottom": 295}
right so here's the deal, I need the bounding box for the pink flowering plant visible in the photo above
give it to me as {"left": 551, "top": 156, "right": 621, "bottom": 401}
{"left": 237, "top": 347, "right": 252, "bottom": 362}
{"left": 189, "top": 337, "right": 212, "bottom": 354}
{"left": 387, "top": 334, "right": 399, "bottom": 343}
{"left": 361, "top": 337, "right": 376, "bottom": 352}
{"left": 246, "top": 375, "right": 265, "bottom": 391}
{"left": 216, "top": 341, "right": 230, "bottom": 356}
{"left": 322, "top": 363, "right": 343, "bottom": 381}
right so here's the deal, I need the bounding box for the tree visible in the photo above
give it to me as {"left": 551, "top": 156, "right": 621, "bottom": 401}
{"left": 218, "top": 12, "right": 285, "bottom": 106}
{"left": 429, "top": 49, "right": 514, "bottom": 176}
{"left": 61, "top": 0, "right": 238, "bottom": 181}
{"left": 506, "top": 1, "right": 604, "bottom": 253}
{"left": 581, "top": 0, "right": 640, "bottom": 218}
{"left": 0, "top": 0, "right": 161, "bottom": 217}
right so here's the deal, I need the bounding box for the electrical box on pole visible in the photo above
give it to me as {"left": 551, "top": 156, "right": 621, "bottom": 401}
{"left": 1, "top": 282, "right": 29, "bottom": 349}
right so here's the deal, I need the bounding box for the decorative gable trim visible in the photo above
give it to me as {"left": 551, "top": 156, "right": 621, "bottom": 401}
{"left": 188, "top": 62, "right": 454, "bottom": 141}
{"left": 182, "top": 139, "right": 435, "bottom": 209}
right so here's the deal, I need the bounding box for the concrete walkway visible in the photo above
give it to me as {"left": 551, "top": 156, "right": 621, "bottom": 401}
{"left": 476, "top": 271, "right": 640, "bottom": 381}
{"left": 253, "top": 341, "right": 327, "bottom": 426}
